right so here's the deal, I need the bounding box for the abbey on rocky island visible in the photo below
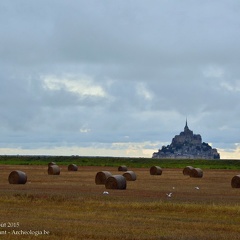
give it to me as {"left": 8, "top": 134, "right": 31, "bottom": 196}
{"left": 152, "top": 120, "right": 220, "bottom": 159}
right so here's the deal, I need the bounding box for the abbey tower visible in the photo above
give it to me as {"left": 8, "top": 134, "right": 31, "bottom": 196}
{"left": 152, "top": 120, "right": 220, "bottom": 159}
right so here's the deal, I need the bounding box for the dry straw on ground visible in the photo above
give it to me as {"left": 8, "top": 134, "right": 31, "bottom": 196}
{"left": 150, "top": 166, "right": 162, "bottom": 175}
{"left": 105, "top": 175, "right": 127, "bottom": 189}
{"left": 8, "top": 170, "right": 27, "bottom": 184}
{"left": 48, "top": 165, "right": 60, "bottom": 175}
{"left": 118, "top": 165, "right": 128, "bottom": 171}
{"left": 95, "top": 171, "right": 112, "bottom": 185}
{"left": 231, "top": 175, "right": 240, "bottom": 188}
{"left": 190, "top": 168, "right": 203, "bottom": 178}
{"left": 123, "top": 171, "right": 137, "bottom": 181}
{"left": 68, "top": 164, "right": 78, "bottom": 171}
{"left": 183, "top": 166, "right": 194, "bottom": 176}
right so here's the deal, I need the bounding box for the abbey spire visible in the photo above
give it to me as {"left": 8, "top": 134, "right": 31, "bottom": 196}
{"left": 184, "top": 118, "right": 189, "bottom": 132}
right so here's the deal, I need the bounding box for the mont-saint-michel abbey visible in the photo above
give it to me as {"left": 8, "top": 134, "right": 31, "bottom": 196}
{"left": 152, "top": 120, "right": 220, "bottom": 159}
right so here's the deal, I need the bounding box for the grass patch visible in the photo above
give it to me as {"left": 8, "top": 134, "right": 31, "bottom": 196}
{"left": 1, "top": 155, "right": 240, "bottom": 170}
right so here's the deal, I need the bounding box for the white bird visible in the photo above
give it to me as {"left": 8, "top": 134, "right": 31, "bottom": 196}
{"left": 166, "top": 193, "right": 173, "bottom": 198}
{"left": 103, "top": 191, "right": 109, "bottom": 195}
{"left": 195, "top": 187, "right": 200, "bottom": 190}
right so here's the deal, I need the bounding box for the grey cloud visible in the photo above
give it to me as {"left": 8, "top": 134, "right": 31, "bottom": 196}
{"left": 2, "top": 0, "right": 239, "bottom": 66}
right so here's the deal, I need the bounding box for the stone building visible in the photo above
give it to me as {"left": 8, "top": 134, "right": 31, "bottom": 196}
{"left": 152, "top": 120, "right": 220, "bottom": 159}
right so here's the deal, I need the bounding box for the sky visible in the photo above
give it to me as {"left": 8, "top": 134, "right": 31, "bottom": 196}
{"left": 0, "top": 0, "right": 240, "bottom": 159}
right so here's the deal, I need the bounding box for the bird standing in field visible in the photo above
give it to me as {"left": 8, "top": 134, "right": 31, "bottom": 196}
{"left": 166, "top": 193, "right": 172, "bottom": 198}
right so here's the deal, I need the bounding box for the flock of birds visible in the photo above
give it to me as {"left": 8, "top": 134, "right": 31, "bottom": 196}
{"left": 103, "top": 187, "right": 200, "bottom": 197}
{"left": 166, "top": 186, "right": 200, "bottom": 198}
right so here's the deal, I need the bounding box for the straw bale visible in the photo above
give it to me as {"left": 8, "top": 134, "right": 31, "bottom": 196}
{"left": 231, "top": 175, "right": 240, "bottom": 188}
{"left": 190, "top": 168, "right": 203, "bottom": 178}
{"left": 48, "top": 162, "right": 56, "bottom": 167}
{"left": 150, "top": 166, "right": 162, "bottom": 175}
{"left": 68, "top": 164, "right": 78, "bottom": 171}
{"left": 48, "top": 165, "right": 60, "bottom": 175}
{"left": 123, "top": 171, "right": 137, "bottom": 181}
{"left": 183, "top": 166, "right": 194, "bottom": 176}
{"left": 118, "top": 165, "right": 128, "bottom": 171}
{"left": 8, "top": 170, "right": 27, "bottom": 184}
{"left": 105, "top": 175, "right": 127, "bottom": 189}
{"left": 95, "top": 171, "right": 112, "bottom": 185}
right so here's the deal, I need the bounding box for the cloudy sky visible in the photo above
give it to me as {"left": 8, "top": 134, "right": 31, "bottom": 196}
{"left": 0, "top": 0, "right": 240, "bottom": 159}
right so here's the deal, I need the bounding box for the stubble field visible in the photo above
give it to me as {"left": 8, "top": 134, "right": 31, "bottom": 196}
{"left": 1, "top": 164, "right": 240, "bottom": 239}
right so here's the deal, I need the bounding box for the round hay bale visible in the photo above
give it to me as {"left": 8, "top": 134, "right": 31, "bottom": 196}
{"left": 183, "top": 166, "right": 194, "bottom": 176}
{"left": 48, "top": 162, "right": 56, "bottom": 167}
{"left": 48, "top": 165, "right": 60, "bottom": 175}
{"left": 118, "top": 165, "right": 128, "bottom": 171}
{"left": 95, "top": 171, "right": 112, "bottom": 185}
{"left": 105, "top": 175, "right": 127, "bottom": 189}
{"left": 123, "top": 171, "right": 137, "bottom": 181}
{"left": 190, "top": 168, "right": 203, "bottom": 178}
{"left": 68, "top": 164, "right": 78, "bottom": 171}
{"left": 150, "top": 166, "right": 162, "bottom": 175}
{"left": 231, "top": 175, "right": 240, "bottom": 188}
{"left": 8, "top": 170, "right": 27, "bottom": 184}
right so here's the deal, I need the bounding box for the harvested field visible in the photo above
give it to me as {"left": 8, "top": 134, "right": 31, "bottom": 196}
{"left": 2, "top": 165, "right": 239, "bottom": 203}
{"left": 1, "top": 165, "right": 240, "bottom": 239}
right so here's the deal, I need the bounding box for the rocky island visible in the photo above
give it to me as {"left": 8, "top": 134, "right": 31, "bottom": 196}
{"left": 152, "top": 120, "right": 220, "bottom": 159}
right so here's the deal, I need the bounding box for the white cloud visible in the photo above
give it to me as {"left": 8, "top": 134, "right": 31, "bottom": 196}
{"left": 79, "top": 127, "right": 91, "bottom": 133}
{"left": 203, "top": 65, "right": 225, "bottom": 78}
{"left": 42, "top": 75, "right": 107, "bottom": 98}
{"left": 220, "top": 81, "right": 240, "bottom": 92}
{"left": 136, "top": 82, "right": 153, "bottom": 100}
